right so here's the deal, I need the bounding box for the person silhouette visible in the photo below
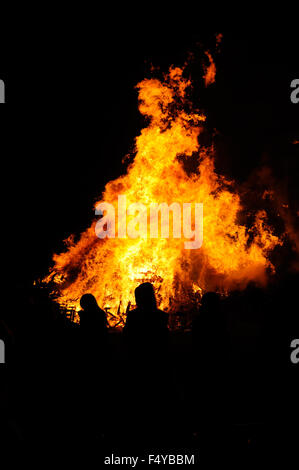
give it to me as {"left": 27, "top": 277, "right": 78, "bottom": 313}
{"left": 79, "top": 293, "right": 108, "bottom": 336}
{"left": 123, "top": 282, "right": 168, "bottom": 351}
{"left": 121, "top": 283, "right": 170, "bottom": 448}
{"left": 78, "top": 294, "right": 108, "bottom": 441}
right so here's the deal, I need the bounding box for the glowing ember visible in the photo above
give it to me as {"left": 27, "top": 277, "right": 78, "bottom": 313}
{"left": 203, "top": 51, "right": 216, "bottom": 87}
{"left": 44, "top": 63, "right": 282, "bottom": 326}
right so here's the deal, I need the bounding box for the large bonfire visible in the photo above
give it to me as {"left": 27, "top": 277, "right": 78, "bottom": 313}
{"left": 44, "top": 60, "right": 281, "bottom": 326}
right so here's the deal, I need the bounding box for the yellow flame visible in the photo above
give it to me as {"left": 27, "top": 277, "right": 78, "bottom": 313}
{"left": 44, "top": 64, "right": 282, "bottom": 326}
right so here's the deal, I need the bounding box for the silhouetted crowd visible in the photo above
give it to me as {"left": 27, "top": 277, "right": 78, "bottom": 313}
{"left": 1, "top": 276, "right": 298, "bottom": 464}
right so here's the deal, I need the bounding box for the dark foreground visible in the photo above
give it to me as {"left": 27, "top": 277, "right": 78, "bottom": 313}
{"left": 1, "top": 280, "right": 298, "bottom": 466}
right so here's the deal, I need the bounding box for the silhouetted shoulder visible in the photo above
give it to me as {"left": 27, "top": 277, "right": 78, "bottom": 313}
{"left": 156, "top": 309, "right": 168, "bottom": 327}
{"left": 125, "top": 308, "right": 138, "bottom": 322}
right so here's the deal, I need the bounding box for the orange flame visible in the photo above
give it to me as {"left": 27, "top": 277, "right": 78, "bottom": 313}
{"left": 203, "top": 51, "right": 216, "bottom": 87}
{"left": 44, "top": 64, "right": 281, "bottom": 326}
{"left": 216, "top": 33, "right": 223, "bottom": 48}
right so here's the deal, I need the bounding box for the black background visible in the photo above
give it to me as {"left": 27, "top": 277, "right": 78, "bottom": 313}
{"left": 0, "top": 24, "right": 298, "bottom": 464}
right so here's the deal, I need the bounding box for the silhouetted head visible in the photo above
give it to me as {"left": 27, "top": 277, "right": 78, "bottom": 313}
{"left": 79, "top": 293, "right": 107, "bottom": 332}
{"left": 80, "top": 293, "right": 99, "bottom": 311}
{"left": 135, "top": 282, "right": 157, "bottom": 311}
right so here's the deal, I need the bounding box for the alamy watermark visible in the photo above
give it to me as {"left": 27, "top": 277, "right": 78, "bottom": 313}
{"left": 290, "top": 339, "right": 299, "bottom": 364}
{"left": 95, "top": 195, "right": 203, "bottom": 249}
{"left": 0, "top": 339, "right": 5, "bottom": 363}
{"left": 0, "top": 80, "right": 5, "bottom": 103}
{"left": 290, "top": 79, "right": 299, "bottom": 104}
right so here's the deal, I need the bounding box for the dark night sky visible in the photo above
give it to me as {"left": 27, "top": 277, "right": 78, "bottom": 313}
{"left": 1, "top": 28, "right": 298, "bottom": 285}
